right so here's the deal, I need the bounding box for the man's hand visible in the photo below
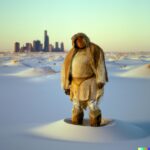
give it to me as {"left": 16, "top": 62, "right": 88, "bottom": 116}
{"left": 97, "top": 82, "right": 105, "bottom": 89}
{"left": 64, "top": 89, "right": 70, "bottom": 95}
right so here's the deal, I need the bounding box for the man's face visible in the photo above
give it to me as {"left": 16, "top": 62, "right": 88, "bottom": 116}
{"left": 75, "top": 36, "right": 86, "bottom": 49}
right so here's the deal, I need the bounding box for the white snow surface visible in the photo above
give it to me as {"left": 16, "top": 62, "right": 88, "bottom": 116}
{"left": 0, "top": 51, "right": 150, "bottom": 150}
{"left": 115, "top": 64, "right": 150, "bottom": 78}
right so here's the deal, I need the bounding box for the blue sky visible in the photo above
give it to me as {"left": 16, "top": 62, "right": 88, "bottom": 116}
{"left": 0, "top": 0, "right": 150, "bottom": 51}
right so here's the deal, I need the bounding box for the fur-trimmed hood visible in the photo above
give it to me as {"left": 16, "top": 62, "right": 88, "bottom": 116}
{"left": 71, "top": 32, "right": 90, "bottom": 48}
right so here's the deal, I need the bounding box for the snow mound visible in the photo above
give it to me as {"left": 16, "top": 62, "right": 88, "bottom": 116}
{"left": 28, "top": 118, "right": 148, "bottom": 143}
{"left": 48, "top": 55, "right": 64, "bottom": 62}
{"left": 3, "top": 59, "right": 20, "bottom": 66}
{"left": 11, "top": 67, "right": 56, "bottom": 77}
{"left": 119, "top": 65, "right": 135, "bottom": 70}
{"left": 116, "top": 64, "right": 150, "bottom": 78}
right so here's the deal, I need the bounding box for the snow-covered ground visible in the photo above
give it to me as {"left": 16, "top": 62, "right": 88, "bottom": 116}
{"left": 0, "top": 51, "right": 150, "bottom": 150}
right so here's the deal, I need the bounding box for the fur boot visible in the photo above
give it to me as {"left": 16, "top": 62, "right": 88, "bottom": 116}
{"left": 89, "top": 109, "right": 101, "bottom": 127}
{"left": 72, "top": 107, "right": 84, "bottom": 125}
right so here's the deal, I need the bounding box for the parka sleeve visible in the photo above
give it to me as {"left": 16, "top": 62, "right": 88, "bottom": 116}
{"left": 60, "top": 61, "right": 65, "bottom": 90}
{"left": 60, "top": 50, "right": 73, "bottom": 90}
{"left": 96, "top": 49, "right": 108, "bottom": 84}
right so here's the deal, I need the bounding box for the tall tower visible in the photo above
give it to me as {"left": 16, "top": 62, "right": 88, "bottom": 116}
{"left": 60, "top": 42, "right": 64, "bottom": 52}
{"left": 54, "top": 42, "right": 59, "bottom": 52}
{"left": 14, "top": 42, "right": 20, "bottom": 52}
{"left": 44, "top": 30, "right": 49, "bottom": 52}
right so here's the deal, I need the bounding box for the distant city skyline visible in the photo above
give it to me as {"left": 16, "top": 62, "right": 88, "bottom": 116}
{"left": 14, "top": 30, "right": 65, "bottom": 52}
{"left": 0, "top": 0, "right": 150, "bottom": 52}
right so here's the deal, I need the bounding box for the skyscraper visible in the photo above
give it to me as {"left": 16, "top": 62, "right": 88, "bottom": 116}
{"left": 44, "top": 30, "right": 49, "bottom": 52}
{"left": 25, "top": 43, "right": 32, "bottom": 52}
{"left": 55, "top": 42, "right": 59, "bottom": 50}
{"left": 14, "top": 42, "right": 20, "bottom": 52}
{"left": 60, "top": 42, "right": 64, "bottom": 52}
{"left": 33, "top": 40, "right": 42, "bottom": 52}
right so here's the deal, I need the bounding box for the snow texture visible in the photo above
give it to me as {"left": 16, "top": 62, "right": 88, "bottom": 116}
{"left": 0, "top": 51, "right": 150, "bottom": 150}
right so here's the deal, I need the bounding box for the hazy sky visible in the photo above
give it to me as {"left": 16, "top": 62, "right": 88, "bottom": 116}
{"left": 0, "top": 0, "right": 150, "bottom": 51}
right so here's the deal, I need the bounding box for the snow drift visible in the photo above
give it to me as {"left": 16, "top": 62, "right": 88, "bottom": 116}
{"left": 2, "top": 67, "right": 56, "bottom": 77}
{"left": 28, "top": 118, "right": 148, "bottom": 143}
{"left": 116, "top": 64, "right": 150, "bottom": 78}
{"left": 3, "top": 59, "right": 20, "bottom": 66}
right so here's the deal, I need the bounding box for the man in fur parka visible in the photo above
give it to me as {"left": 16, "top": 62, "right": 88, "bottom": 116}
{"left": 61, "top": 33, "right": 108, "bottom": 127}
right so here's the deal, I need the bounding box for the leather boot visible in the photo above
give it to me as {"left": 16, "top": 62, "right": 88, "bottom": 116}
{"left": 89, "top": 109, "right": 101, "bottom": 127}
{"left": 72, "top": 107, "right": 84, "bottom": 125}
